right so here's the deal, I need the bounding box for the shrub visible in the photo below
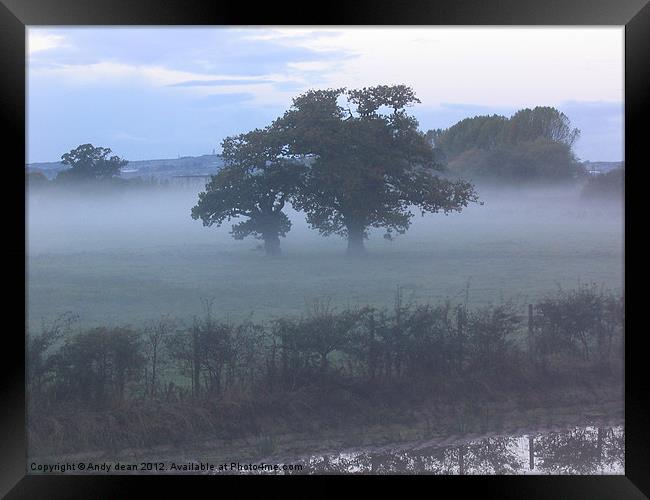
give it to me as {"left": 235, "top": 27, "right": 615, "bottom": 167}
{"left": 533, "top": 285, "right": 623, "bottom": 368}
{"left": 465, "top": 304, "right": 520, "bottom": 375}
{"left": 50, "top": 327, "right": 145, "bottom": 407}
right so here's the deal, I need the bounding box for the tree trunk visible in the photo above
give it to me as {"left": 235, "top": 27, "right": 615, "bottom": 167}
{"left": 264, "top": 234, "right": 281, "bottom": 256}
{"left": 346, "top": 225, "right": 366, "bottom": 256}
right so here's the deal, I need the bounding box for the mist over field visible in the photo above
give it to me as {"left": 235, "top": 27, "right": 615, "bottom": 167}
{"left": 23, "top": 27, "right": 629, "bottom": 472}
{"left": 26, "top": 183, "right": 623, "bottom": 332}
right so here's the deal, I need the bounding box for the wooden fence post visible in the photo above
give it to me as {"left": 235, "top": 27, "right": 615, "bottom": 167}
{"left": 458, "top": 445, "right": 466, "bottom": 475}
{"left": 457, "top": 307, "right": 464, "bottom": 372}
{"left": 528, "top": 304, "right": 534, "bottom": 360}
{"left": 597, "top": 427, "right": 604, "bottom": 466}
{"left": 192, "top": 319, "right": 200, "bottom": 397}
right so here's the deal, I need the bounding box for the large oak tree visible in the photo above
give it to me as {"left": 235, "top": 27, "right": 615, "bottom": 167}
{"left": 275, "top": 85, "right": 479, "bottom": 255}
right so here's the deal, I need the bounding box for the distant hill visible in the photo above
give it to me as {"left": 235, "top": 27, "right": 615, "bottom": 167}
{"left": 26, "top": 154, "right": 224, "bottom": 180}
{"left": 27, "top": 155, "right": 623, "bottom": 181}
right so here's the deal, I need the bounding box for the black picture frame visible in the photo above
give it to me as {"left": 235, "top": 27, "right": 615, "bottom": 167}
{"left": 2, "top": 0, "right": 647, "bottom": 496}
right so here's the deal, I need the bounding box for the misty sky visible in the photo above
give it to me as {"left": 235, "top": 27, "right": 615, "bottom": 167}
{"left": 27, "top": 27, "right": 624, "bottom": 163}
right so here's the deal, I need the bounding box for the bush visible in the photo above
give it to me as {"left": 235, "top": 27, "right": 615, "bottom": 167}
{"left": 533, "top": 285, "right": 623, "bottom": 369}
{"left": 49, "top": 327, "right": 145, "bottom": 408}
{"left": 465, "top": 304, "right": 520, "bottom": 375}
{"left": 29, "top": 287, "right": 623, "bottom": 412}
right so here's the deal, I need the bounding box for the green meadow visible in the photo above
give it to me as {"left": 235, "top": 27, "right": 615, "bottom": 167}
{"left": 26, "top": 184, "right": 623, "bottom": 331}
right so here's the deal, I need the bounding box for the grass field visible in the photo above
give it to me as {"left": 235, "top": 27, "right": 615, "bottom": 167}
{"left": 26, "top": 184, "right": 624, "bottom": 331}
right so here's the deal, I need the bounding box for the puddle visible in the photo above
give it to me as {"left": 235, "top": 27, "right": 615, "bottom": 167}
{"left": 223, "top": 425, "right": 624, "bottom": 475}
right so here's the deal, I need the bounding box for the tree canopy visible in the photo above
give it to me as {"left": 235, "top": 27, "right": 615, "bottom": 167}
{"left": 276, "top": 85, "right": 479, "bottom": 254}
{"left": 505, "top": 107, "right": 580, "bottom": 147}
{"left": 191, "top": 125, "right": 307, "bottom": 256}
{"left": 56, "top": 144, "right": 128, "bottom": 182}
{"left": 429, "top": 107, "right": 581, "bottom": 183}
{"left": 427, "top": 115, "right": 509, "bottom": 159}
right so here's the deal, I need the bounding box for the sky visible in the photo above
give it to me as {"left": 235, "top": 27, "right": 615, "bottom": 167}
{"left": 27, "top": 27, "right": 624, "bottom": 163}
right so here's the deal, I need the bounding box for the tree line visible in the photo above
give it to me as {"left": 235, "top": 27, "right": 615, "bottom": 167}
{"left": 28, "top": 285, "right": 623, "bottom": 412}
{"left": 31, "top": 87, "right": 597, "bottom": 256}
{"left": 426, "top": 107, "right": 583, "bottom": 183}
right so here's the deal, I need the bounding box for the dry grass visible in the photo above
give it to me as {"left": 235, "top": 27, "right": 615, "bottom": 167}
{"left": 28, "top": 364, "right": 622, "bottom": 458}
